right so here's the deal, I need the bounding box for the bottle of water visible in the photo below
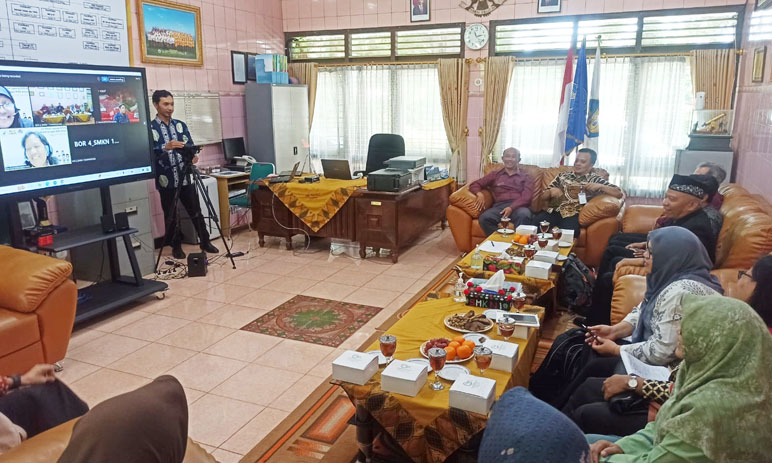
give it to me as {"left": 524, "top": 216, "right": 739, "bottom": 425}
{"left": 470, "top": 245, "right": 483, "bottom": 270}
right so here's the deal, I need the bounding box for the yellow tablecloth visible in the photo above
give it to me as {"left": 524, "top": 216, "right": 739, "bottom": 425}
{"left": 267, "top": 177, "right": 367, "bottom": 232}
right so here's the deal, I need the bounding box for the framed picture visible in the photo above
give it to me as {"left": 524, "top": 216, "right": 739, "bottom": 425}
{"left": 753, "top": 46, "right": 766, "bottom": 83}
{"left": 232, "top": 51, "right": 246, "bottom": 84}
{"left": 757, "top": 0, "right": 772, "bottom": 10}
{"left": 137, "top": 0, "right": 203, "bottom": 66}
{"left": 410, "top": 0, "right": 430, "bottom": 22}
{"left": 538, "top": 0, "right": 561, "bottom": 13}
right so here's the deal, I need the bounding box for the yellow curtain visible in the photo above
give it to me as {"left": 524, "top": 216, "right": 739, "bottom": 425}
{"left": 288, "top": 62, "right": 319, "bottom": 128}
{"left": 437, "top": 58, "right": 469, "bottom": 183}
{"left": 480, "top": 56, "right": 515, "bottom": 176}
{"left": 690, "top": 49, "right": 736, "bottom": 109}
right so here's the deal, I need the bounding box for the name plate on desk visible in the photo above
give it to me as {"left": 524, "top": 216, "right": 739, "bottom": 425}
{"left": 371, "top": 201, "right": 381, "bottom": 206}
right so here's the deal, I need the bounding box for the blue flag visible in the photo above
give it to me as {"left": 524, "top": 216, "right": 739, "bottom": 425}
{"left": 565, "top": 38, "right": 588, "bottom": 155}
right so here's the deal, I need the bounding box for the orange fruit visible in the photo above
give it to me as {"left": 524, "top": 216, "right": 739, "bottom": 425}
{"left": 457, "top": 345, "right": 472, "bottom": 359}
{"left": 519, "top": 236, "right": 529, "bottom": 244}
{"left": 513, "top": 234, "right": 522, "bottom": 241}
{"left": 462, "top": 340, "right": 476, "bottom": 350}
{"left": 444, "top": 346, "right": 457, "bottom": 360}
{"left": 453, "top": 335, "right": 466, "bottom": 344}
{"left": 448, "top": 341, "right": 461, "bottom": 349}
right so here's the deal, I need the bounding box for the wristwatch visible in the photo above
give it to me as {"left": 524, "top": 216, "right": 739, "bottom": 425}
{"left": 627, "top": 374, "right": 638, "bottom": 391}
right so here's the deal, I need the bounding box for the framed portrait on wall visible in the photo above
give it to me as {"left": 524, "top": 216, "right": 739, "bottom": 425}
{"left": 753, "top": 47, "right": 766, "bottom": 83}
{"left": 232, "top": 51, "right": 246, "bottom": 84}
{"left": 137, "top": 0, "right": 203, "bottom": 66}
{"left": 757, "top": 0, "right": 772, "bottom": 10}
{"left": 410, "top": 0, "right": 430, "bottom": 22}
{"left": 538, "top": 0, "right": 561, "bottom": 13}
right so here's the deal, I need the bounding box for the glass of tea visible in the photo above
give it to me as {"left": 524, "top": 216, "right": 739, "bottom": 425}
{"left": 497, "top": 316, "right": 516, "bottom": 341}
{"left": 379, "top": 335, "right": 397, "bottom": 364}
{"left": 498, "top": 216, "right": 511, "bottom": 235}
{"left": 539, "top": 220, "right": 550, "bottom": 234}
{"left": 474, "top": 346, "right": 493, "bottom": 376}
{"left": 524, "top": 245, "right": 537, "bottom": 260}
{"left": 551, "top": 227, "right": 563, "bottom": 241}
{"left": 513, "top": 293, "right": 526, "bottom": 312}
{"left": 537, "top": 234, "right": 548, "bottom": 249}
{"left": 427, "top": 348, "right": 447, "bottom": 391}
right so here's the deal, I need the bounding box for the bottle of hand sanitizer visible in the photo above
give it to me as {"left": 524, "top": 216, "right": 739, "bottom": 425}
{"left": 470, "top": 245, "right": 483, "bottom": 270}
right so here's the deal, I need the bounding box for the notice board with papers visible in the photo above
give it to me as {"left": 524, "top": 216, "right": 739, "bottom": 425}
{"left": 148, "top": 91, "right": 223, "bottom": 146}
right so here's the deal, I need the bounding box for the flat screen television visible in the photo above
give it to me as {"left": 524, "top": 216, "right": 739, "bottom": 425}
{"left": 0, "top": 61, "right": 154, "bottom": 201}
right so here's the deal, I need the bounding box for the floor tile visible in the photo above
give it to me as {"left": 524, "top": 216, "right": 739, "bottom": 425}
{"left": 67, "top": 333, "right": 149, "bottom": 367}
{"left": 56, "top": 358, "right": 101, "bottom": 384}
{"left": 184, "top": 387, "right": 205, "bottom": 407}
{"left": 322, "top": 268, "right": 376, "bottom": 287}
{"left": 337, "top": 328, "right": 377, "bottom": 350}
{"left": 300, "top": 281, "right": 358, "bottom": 301}
{"left": 158, "top": 322, "right": 235, "bottom": 351}
{"left": 114, "top": 314, "right": 191, "bottom": 341}
{"left": 69, "top": 368, "right": 150, "bottom": 407}
{"left": 195, "top": 442, "right": 216, "bottom": 454}
{"left": 211, "top": 364, "right": 303, "bottom": 405}
{"left": 270, "top": 375, "right": 327, "bottom": 412}
{"left": 135, "top": 291, "right": 189, "bottom": 313}
{"left": 204, "top": 331, "right": 283, "bottom": 362}
{"left": 110, "top": 343, "right": 196, "bottom": 378}
{"left": 220, "top": 407, "right": 290, "bottom": 454}
{"left": 188, "top": 393, "right": 262, "bottom": 447}
{"left": 155, "top": 297, "right": 224, "bottom": 321}
{"left": 342, "top": 287, "right": 402, "bottom": 308}
{"left": 227, "top": 271, "right": 282, "bottom": 289}
{"left": 66, "top": 328, "right": 108, "bottom": 352}
{"left": 231, "top": 288, "right": 294, "bottom": 310}
{"left": 165, "top": 353, "right": 247, "bottom": 392}
{"left": 265, "top": 275, "right": 318, "bottom": 294}
{"left": 253, "top": 338, "right": 336, "bottom": 375}
{"left": 289, "top": 263, "right": 341, "bottom": 281}
{"left": 347, "top": 259, "right": 391, "bottom": 274}
{"left": 381, "top": 263, "right": 432, "bottom": 279}
{"left": 198, "top": 304, "right": 267, "bottom": 329}
{"left": 306, "top": 348, "right": 348, "bottom": 378}
{"left": 404, "top": 278, "right": 434, "bottom": 295}
{"left": 85, "top": 308, "right": 149, "bottom": 333}
{"left": 211, "top": 449, "right": 243, "bottom": 463}
{"left": 192, "top": 283, "right": 257, "bottom": 303}
{"left": 365, "top": 274, "right": 417, "bottom": 292}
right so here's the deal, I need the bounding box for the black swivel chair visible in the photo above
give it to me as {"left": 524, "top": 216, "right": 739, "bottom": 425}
{"left": 353, "top": 134, "right": 405, "bottom": 177}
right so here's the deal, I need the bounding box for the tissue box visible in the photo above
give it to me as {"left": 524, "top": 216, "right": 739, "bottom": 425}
{"left": 332, "top": 350, "right": 379, "bottom": 385}
{"left": 516, "top": 225, "right": 537, "bottom": 236}
{"left": 534, "top": 250, "right": 559, "bottom": 264}
{"left": 382, "top": 360, "right": 428, "bottom": 397}
{"left": 525, "top": 260, "right": 552, "bottom": 279}
{"left": 482, "top": 340, "right": 519, "bottom": 373}
{"left": 449, "top": 373, "right": 496, "bottom": 415}
{"left": 559, "top": 229, "right": 575, "bottom": 243}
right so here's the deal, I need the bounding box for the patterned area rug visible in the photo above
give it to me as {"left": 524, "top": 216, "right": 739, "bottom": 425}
{"left": 241, "top": 295, "right": 382, "bottom": 347}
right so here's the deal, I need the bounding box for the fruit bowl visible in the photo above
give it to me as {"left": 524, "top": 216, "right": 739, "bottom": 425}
{"left": 420, "top": 337, "right": 474, "bottom": 363}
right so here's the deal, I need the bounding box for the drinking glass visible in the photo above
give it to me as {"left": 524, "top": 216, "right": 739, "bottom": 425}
{"left": 474, "top": 346, "right": 493, "bottom": 376}
{"left": 537, "top": 234, "right": 548, "bottom": 249}
{"left": 539, "top": 220, "right": 550, "bottom": 234}
{"left": 379, "top": 335, "right": 397, "bottom": 364}
{"left": 497, "top": 316, "right": 516, "bottom": 341}
{"left": 552, "top": 227, "right": 563, "bottom": 241}
{"left": 523, "top": 245, "right": 536, "bottom": 260}
{"left": 513, "top": 293, "right": 526, "bottom": 312}
{"left": 427, "top": 348, "right": 447, "bottom": 391}
{"left": 498, "top": 216, "right": 511, "bottom": 235}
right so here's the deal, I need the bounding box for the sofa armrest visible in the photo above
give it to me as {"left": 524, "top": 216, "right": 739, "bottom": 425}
{"left": 449, "top": 185, "right": 493, "bottom": 219}
{"left": 610, "top": 275, "right": 647, "bottom": 325}
{"left": 579, "top": 194, "right": 623, "bottom": 227}
{"left": 621, "top": 205, "right": 663, "bottom": 234}
{"left": 447, "top": 204, "right": 475, "bottom": 253}
{"left": 582, "top": 217, "right": 621, "bottom": 268}
{"left": 0, "top": 246, "right": 73, "bottom": 313}
{"left": 613, "top": 261, "right": 649, "bottom": 284}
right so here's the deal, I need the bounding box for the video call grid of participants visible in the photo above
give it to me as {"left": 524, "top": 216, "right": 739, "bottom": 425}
{"left": 0, "top": 82, "right": 142, "bottom": 172}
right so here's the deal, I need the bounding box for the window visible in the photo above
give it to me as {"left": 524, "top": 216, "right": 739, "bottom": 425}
{"left": 310, "top": 64, "right": 450, "bottom": 171}
{"left": 350, "top": 32, "right": 391, "bottom": 58}
{"left": 494, "top": 21, "right": 574, "bottom": 53}
{"left": 396, "top": 27, "right": 463, "bottom": 56}
{"left": 749, "top": 10, "right": 772, "bottom": 42}
{"left": 289, "top": 34, "right": 345, "bottom": 60}
{"left": 495, "top": 56, "right": 693, "bottom": 197}
{"left": 641, "top": 12, "right": 738, "bottom": 47}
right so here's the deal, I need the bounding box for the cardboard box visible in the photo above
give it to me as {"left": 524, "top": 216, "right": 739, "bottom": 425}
{"left": 382, "top": 360, "right": 428, "bottom": 397}
{"left": 559, "top": 229, "right": 575, "bottom": 243}
{"left": 516, "top": 225, "right": 537, "bottom": 236}
{"left": 482, "top": 339, "right": 519, "bottom": 372}
{"left": 525, "top": 260, "right": 552, "bottom": 279}
{"left": 545, "top": 240, "right": 560, "bottom": 251}
{"left": 449, "top": 373, "right": 496, "bottom": 415}
{"left": 534, "top": 250, "right": 559, "bottom": 264}
{"left": 332, "top": 350, "right": 379, "bottom": 385}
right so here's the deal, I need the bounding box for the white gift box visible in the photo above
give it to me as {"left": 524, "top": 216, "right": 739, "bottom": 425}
{"left": 482, "top": 340, "right": 519, "bottom": 373}
{"left": 515, "top": 225, "right": 537, "bottom": 236}
{"left": 382, "top": 360, "right": 428, "bottom": 397}
{"left": 559, "top": 229, "right": 575, "bottom": 243}
{"left": 534, "top": 250, "right": 559, "bottom": 264}
{"left": 525, "top": 260, "right": 552, "bottom": 279}
{"left": 545, "top": 240, "right": 560, "bottom": 251}
{"left": 332, "top": 350, "right": 379, "bottom": 385}
{"left": 449, "top": 373, "right": 496, "bottom": 415}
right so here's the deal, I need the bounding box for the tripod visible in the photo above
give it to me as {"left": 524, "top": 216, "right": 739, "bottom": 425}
{"left": 155, "top": 160, "right": 236, "bottom": 272}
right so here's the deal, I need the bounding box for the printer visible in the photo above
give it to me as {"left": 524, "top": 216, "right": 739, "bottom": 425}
{"left": 367, "top": 156, "right": 426, "bottom": 192}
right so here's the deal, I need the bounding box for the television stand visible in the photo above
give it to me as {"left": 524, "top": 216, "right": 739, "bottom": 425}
{"left": 36, "top": 187, "right": 167, "bottom": 324}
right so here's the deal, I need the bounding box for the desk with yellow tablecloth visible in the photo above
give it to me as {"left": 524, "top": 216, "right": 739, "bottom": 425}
{"left": 336, "top": 297, "right": 544, "bottom": 463}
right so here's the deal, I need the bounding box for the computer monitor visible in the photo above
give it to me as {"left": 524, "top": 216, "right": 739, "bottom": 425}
{"left": 222, "top": 137, "right": 246, "bottom": 162}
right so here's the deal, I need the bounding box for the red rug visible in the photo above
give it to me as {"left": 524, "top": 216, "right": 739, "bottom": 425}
{"left": 241, "top": 295, "right": 382, "bottom": 347}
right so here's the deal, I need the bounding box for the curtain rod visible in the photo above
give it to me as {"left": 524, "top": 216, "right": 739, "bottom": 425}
{"left": 508, "top": 51, "right": 693, "bottom": 62}
{"left": 319, "top": 60, "right": 439, "bottom": 67}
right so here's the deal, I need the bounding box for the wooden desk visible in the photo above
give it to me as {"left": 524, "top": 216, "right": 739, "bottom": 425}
{"left": 209, "top": 172, "right": 250, "bottom": 238}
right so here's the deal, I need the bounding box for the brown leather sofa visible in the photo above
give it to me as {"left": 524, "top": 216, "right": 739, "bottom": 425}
{"left": 447, "top": 163, "right": 624, "bottom": 268}
{"left": 0, "top": 418, "right": 217, "bottom": 463}
{"left": 0, "top": 246, "right": 77, "bottom": 376}
{"left": 609, "top": 185, "right": 772, "bottom": 323}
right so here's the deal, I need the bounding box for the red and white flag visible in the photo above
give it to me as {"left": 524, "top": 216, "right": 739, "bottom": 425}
{"left": 552, "top": 44, "right": 575, "bottom": 166}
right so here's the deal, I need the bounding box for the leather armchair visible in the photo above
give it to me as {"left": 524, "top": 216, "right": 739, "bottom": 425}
{"left": 0, "top": 246, "right": 77, "bottom": 376}
{"left": 0, "top": 418, "right": 216, "bottom": 463}
{"left": 447, "top": 163, "right": 624, "bottom": 268}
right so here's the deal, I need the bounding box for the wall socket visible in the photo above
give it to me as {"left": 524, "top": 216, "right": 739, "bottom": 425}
{"left": 125, "top": 206, "right": 138, "bottom": 214}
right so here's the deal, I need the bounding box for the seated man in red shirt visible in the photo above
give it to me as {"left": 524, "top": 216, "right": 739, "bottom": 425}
{"left": 469, "top": 147, "right": 534, "bottom": 237}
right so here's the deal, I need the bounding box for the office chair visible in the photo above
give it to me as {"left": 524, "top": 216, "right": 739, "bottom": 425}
{"left": 228, "top": 162, "right": 275, "bottom": 211}
{"left": 352, "top": 134, "right": 405, "bottom": 177}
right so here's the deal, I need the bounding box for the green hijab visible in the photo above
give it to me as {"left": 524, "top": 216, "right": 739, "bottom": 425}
{"left": 654, "top": 294, "right": 772, "bottom": 462}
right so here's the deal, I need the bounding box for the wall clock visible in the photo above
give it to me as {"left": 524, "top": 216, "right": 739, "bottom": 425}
{"left": 464, "top": 23, "right": 489, "bottom": 50}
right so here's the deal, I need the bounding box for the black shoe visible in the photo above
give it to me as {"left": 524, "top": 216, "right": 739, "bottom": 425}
{"left": 172, "top": 247, "right": 186, "bottom": 260}
{"left": 201, "top": 242, "right": 219, "bottom": 254}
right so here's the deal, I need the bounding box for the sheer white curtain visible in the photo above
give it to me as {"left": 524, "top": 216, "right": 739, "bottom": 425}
{"left": 310, "top": 64, "right": 450, "bottom": 172}
{"left": 496, "top": 56, "right": 693, "bottom": 197}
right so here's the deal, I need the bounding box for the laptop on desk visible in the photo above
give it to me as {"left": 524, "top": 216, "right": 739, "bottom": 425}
{"left": 269, "top": 162, "right": 301, "bottom": 183}
{"left": 321, "top": 159, "right": 353, "bottom": 180}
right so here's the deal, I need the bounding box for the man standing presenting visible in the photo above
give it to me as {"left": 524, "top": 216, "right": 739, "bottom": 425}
{"left": 469, "top": 147, "right": 534, "bottom": 237}
{"left": 151, "top": 90, "right": 218, "bottom": 260}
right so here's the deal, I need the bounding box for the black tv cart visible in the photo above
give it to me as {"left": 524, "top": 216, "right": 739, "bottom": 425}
{"left": 36, "top": 187, "right": 167, "bottom": 324}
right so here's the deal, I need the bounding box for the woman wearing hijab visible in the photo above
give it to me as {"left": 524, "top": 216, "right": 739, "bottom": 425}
{"left": 0, "top": 86, "right": 32, "bottom": 129}
{"left": 555, "top": 227, "right": 722, "bottom": 411}
{"left": 590, "top": 294, "right": 772, "bottom": 462}
{"left": 480, "top": 387, "right": 590, "bottom": 463}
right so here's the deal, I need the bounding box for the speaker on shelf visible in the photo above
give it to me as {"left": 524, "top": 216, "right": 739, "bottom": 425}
{"left": 100, "top": 214, "right": 115, "bottom": 233}
{"left": 187, "top": 252, "right": 207, "bottom": 277}
{"left": 114, "top": 212, "right": 130, "bottom": 231}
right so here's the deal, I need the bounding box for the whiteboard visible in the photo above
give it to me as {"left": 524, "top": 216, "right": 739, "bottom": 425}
{"left": 0, "top": 0, "right": 130, "bottom": 66}
{"left": 148, "top": 91, "right": 223, "bottom": 146}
